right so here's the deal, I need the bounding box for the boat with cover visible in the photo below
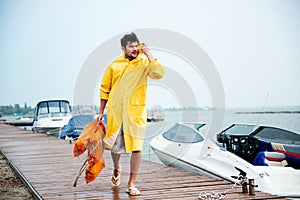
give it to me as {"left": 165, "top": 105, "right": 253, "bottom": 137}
{"left": 59, "top": 114, "right": 107, "bottom": 140}
{"left": 59, "top": 114, "right": 95, "bottom": 139}
{"left": 150, "top": 122, "right": 300, "bottom": 197}
{"left": 32, "top": 100, "right": 72, "bottom": 135}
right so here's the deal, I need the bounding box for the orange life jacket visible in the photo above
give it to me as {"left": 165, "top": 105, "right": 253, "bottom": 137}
{"left": 73, "top": 120, "right": 105, "bottom": 183}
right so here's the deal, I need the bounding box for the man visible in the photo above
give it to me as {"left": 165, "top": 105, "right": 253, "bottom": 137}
{"left": 97, "top": 32, "right": 164, "bottom": 196}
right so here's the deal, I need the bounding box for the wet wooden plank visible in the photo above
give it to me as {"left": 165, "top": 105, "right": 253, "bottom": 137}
{"left": 0, "top": 123, "right": 287, "bottom": 200}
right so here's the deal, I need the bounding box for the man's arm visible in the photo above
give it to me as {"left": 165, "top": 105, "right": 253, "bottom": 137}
{"left": 97, "top": 99, "right": 107, "bottom": 121}
{"left": 98, "top": 65, "right": 111, "bottom": 122}
{"left": 142, "top": 43, "right": 164, "bottom": 79}
{"left": 141, "top": 43, "right": 155, "bottom": 62}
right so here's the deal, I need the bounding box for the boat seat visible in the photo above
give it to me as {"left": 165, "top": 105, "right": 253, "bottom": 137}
{"left": 265, "top": 159, "right": 288, "bottom": 167}
{"left": 253, "top": 151, "right": 288, "bottom": 167}
{"left": 264, "top": 151, "right": 286, "bottom": 161}
{"left": 264, "top": 151, "right": 287, "bottom": 167}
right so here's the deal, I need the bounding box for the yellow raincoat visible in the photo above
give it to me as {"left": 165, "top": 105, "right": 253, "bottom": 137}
{"left": 100, "top": 53, "right": 164, "bottom": 153}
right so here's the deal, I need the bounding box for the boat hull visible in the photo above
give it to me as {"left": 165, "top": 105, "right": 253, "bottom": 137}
{"left": 32, "top": 126, "right": 62, "bottom": 136}
{"left": 151, "top": 146, "right": 227, "bottom": 180}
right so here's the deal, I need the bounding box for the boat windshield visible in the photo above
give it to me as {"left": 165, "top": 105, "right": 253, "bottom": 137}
{"left": 37, "top": 102, "right": 49, "bottom": 115}
{"left": 254, "top": 127, "right": 300, "bottom": 145}
{"left": 163, "top": 124, "right": 204, "bottom": 143}
{"left": 36, "top": 101, "right": 71, "bottom": 118}
{"left": 221, "top": 124, "right": 258, "bottom": 136}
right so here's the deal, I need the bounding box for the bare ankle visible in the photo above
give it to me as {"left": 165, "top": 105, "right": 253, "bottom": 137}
{"left": 113, "top": 168, "right": 120, "bottom": 177}
{"left": 128, "top": 182, "right": 135, "bottom": 187}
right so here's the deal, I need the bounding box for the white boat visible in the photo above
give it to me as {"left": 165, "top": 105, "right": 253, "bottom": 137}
{"left": 5, "top": 116, "right": 34, "bottom": 126}
{"left": 32, "top": 100, "right": 72, "bottom": 135}
{"left": 150, "top": 122, "right": 300, "bottom": 197}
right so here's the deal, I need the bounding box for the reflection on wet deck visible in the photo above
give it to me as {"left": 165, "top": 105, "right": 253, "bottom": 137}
{"left": 0, "top": 123, "right": 287, "bottom": 199}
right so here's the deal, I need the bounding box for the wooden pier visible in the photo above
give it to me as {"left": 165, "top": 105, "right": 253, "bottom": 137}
{"left": 0, "top": 123, "right": 287, "bottom": 200}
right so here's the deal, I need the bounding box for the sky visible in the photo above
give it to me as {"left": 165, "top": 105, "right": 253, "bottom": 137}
{"left": 0, "top": 0, "right": 299, "bottom": 109}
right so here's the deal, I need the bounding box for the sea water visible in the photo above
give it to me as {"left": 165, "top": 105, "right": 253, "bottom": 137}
{"left": 143, "top": 108, "right": 300, "bottom": 162}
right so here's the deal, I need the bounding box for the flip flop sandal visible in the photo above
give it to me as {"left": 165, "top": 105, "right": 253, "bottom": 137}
{"left": 126, "top": 186, "right": 141, "bottom": 196}
{"left": 111, "top": 170, "right": 121, "bottom": 186}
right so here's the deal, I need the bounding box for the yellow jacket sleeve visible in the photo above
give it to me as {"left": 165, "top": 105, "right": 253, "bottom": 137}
{"left": 147, "top": 59, "right": 165, "bottom": 79}
{"left": 100, "top": 66, "right": 112, "bottom": 100}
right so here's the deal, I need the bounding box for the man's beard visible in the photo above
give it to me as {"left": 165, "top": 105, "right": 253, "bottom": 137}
{"left": 126, "top": 53, "right": 137, "bottom": 61}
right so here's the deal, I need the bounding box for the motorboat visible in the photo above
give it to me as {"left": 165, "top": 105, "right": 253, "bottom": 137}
{"left": 150, "top": 122, "right": 300, "bottom": 197}
{"left": 5, "top": 115, "right": 34, "bottom": 126}
{"left": 32, "top": 100, "right": 72, "bottom": 135}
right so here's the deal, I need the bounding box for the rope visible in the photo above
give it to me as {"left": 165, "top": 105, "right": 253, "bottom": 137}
{"left": 73, "top": 158, "right": 88, "bottom": 187}
{"left": 199, "top": 175, "right": 247, "bottom": 200}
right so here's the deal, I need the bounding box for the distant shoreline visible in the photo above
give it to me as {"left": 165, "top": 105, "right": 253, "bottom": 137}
{"left": 236, "top": 110, "right": 300, "bottom": 114}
